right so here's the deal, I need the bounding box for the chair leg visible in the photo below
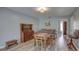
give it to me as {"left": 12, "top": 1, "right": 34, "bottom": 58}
{"left": 34, "top": 39, "right": 36, "bottom": 46}
{"left": 50, "top": 39, "right": 53, "bottom": 47}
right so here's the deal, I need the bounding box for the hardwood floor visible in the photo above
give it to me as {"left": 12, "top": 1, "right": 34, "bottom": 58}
{"left": 1, "top": 33, "right": 75, "bottom": 51}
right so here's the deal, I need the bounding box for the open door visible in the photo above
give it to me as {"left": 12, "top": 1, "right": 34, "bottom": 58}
{"left": 63, "top": 21, "right": 67, "bottom": 35}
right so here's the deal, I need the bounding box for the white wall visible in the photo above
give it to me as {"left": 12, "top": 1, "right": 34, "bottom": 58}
{"left": 70, "top": 8, "right": 79, "bottom": 34}
{"left": 39, "top": 17, "right": 58, "bottom": 30}
{"left": 73, "top": 8, "right": 79, "bottom": 30}
{"left": 39, "top": 16, "right": 70, "bottom": 34}
{"left": 0, "top": 7, "right": 39, "bottom": 48}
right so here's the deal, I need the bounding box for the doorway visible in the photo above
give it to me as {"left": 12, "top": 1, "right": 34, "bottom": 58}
{"left": 60, "top": 21, "right": 67, "bottom": 35}
{"left": 63, "top": 21, "right": 67, "bottom": 35}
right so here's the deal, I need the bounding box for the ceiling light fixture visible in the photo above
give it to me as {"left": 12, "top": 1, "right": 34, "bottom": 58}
{"left": 36, "top": 7, "right": 48, "bottom": 13}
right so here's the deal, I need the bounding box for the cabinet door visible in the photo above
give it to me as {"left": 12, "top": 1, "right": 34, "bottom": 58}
{"left": 20, "top": 24, "right": 33, "bottom": 42}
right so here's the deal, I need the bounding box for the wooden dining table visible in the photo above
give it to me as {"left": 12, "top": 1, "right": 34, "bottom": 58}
{"left": 34, "top": 32, "right": 52, "bottom": 50}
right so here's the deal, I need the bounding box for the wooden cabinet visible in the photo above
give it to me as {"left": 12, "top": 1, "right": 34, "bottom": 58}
{"left": 20, "top": 24, "right": 34, "bottom": 43}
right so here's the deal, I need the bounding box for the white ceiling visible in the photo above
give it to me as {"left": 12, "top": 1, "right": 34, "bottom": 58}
{"left": 7, "top": 7, "right": 76, "bottom": 18}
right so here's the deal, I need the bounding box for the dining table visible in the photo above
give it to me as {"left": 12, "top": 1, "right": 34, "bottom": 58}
{"left": 34, "top": 32, "right": 52, "bottom": 50}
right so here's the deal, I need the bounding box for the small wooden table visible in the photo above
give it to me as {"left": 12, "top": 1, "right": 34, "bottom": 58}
{"left": 6, "top": 40, "right": 18, "bottom": 49}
